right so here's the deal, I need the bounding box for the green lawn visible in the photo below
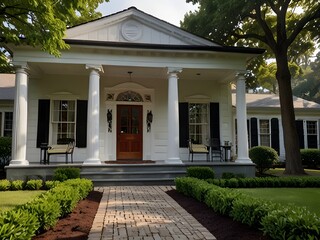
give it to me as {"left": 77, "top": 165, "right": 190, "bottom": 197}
{"left": 0, "top": 191, "right": 45, "bottom": 212}
{"left": 266, "top": 168, "right": 320, "bottom": 176}
{"left": 240, "top": 188, "right": 320, "bottom": 216}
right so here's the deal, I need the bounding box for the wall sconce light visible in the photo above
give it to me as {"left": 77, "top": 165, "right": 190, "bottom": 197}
{"left": 147, "top": 110, "right": 153, "bottom": 132}
{"left": 107, "top": 109, "right": 112, "bottom": 132}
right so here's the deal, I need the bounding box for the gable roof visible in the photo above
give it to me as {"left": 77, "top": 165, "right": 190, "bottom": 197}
{"left": 232, "top": 93, "right": 320, "bottom": 109}
{"left": 66, "top": 7, "right": 221, "bottom": 47}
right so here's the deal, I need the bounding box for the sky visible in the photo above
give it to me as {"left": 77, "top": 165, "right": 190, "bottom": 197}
{"left": 97, "top": 0, "right": 199, "bottom": 27}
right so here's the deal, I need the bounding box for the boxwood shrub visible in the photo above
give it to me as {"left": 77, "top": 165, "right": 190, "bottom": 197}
{"left": 175, "top": 177, "right": 320, "bottom": 239}
{"left": 53, "top": 167, "right": 81, "bottom": 181}
{"left": 301, "top": 149, "right": 320, "bottom": 169}
{"left": 249, "top": 146, "right": 279, "bottom": 174}
{"left": 0, "top": 178, "right": 93, "bottom": 240}
{"left": 207, "top": 176, "right": 320, "bottom": 188}
{"left": 186, "top": 166, "right": 215, "bottom": 180}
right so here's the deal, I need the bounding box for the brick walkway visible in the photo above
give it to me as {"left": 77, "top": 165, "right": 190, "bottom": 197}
{"left": 88, "top": 186, "right": 216, "bottom": 240}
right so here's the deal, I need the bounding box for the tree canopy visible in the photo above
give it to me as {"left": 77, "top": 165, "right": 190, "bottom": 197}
{"left": 182, "top": 0, "right": 320, "bottom": 174}
{"left": 0, "top": 0, "right": 107, "bottom": 72}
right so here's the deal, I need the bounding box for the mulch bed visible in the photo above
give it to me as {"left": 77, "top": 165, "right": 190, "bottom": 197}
{"left": 33, "top": 189, "right": 269, "bottom": 240}
{"left": 32, "top": 191, "right": 102, "bottom": 240}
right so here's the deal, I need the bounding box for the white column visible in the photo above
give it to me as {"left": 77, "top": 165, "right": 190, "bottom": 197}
{"left": 10, "top": 63, "right": 29, "bottom": 165}
{"left": 166, "top": 68, "right": 182, "bottom": 164}
{"left": 83, "top": 65, "right": 103, "bottom": 165}
{"left": 235, "top": 73, "right": 252, "bottom": 163}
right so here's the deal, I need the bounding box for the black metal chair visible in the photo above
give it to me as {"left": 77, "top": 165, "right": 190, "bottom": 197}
{"left": 208, "top": 138, "right": 222, "bottom": 161}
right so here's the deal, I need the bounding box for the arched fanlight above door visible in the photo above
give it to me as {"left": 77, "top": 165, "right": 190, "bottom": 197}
{"left": 116, "top": 91, "right": 143, "bottom": 102}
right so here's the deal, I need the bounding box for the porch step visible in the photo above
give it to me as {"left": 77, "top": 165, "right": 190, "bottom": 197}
{"left": 80, "top": 164, "right": 187, "bottom": 186}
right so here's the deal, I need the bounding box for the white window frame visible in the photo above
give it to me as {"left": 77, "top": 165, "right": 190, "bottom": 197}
{"left": 304, "top": 120, "right": 319, "bottom": 149}
{"left": 188, "top": 103, "right": 210, "bottom": 144}
{"left": 51, "top": 99, "right": 76, "bottom": 144}
{"left": 258, "top": 119, "right": 271, "bottom": 147}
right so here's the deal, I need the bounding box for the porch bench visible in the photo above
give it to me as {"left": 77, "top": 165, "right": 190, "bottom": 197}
{"left": 188, "top": 140, "right": 209, "bottom": 162}
{"left": 47, "top": 142, "right": 74, "bottom": 164}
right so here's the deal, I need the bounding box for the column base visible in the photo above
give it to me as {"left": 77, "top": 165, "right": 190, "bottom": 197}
{"left": 9, "top": 160, "right": 29, "bottom": 166}
{"left": 83, "top": 159, "right": 102, "bottom": 165}
{"left": 165, "top": 158, "right": 183, "bottom": 164}
{"left": 235, "top": 157, "right": 253, "bottom": 164}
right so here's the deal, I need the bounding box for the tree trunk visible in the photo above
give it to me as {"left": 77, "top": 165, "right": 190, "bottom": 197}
{"left": 276, "top": 51, "right": 305, "bottom": 175}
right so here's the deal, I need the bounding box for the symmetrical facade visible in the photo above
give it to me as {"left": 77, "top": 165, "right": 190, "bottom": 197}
{"left": 5, "top": 7, "right": 263, "bottom": 165}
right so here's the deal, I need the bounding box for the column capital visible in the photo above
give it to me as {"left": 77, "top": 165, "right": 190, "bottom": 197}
{"left": 236, "top": 71, "right": 246, "bottom": 80}
{"left": 13, "top": 62, "right": 29, "bottom": 73}
{"left": 167, "top": 67, "right": 182, "bottom": 75}
{"left": 86, "top": 64, "right": 104, "bottom": 73}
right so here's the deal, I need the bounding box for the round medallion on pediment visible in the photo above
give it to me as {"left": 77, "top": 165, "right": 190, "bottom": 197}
{"left": 121, "top": 20, "right": 143, "bottom": 41}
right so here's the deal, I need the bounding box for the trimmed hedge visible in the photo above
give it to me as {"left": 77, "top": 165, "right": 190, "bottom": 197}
{"left": 53, "top": 167, "right": 81, "bottom": 181}
{"left": 186, "top": 166, "right": 215, "bottom": 180}
{"left": 0, "top": 178, "right": 93, "bottom": 240}
{"left": 207, "top": 176, "right": 320, "bottom": 188}
{"left": 301, "top": 149, "right": 320, "bottom": 168}
{"left": 175, "top": 177, "right": 320, "bottom": 240}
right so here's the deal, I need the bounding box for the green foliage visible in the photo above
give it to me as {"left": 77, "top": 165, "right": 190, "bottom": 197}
{"left": 231, "top": 195, "right": 273, "bottom": 227}
{"left": 249, "top": 146, "right": 279, "bottom": 174}
{"left": 0, "top": 178, "right": 93, "bottom": 239}
{"left": 221, "top": 172, "right": 245, "bottom": 179}
{"left": 301, "top": 149, "right": 320, "bottom": 168}
{"left": 186, "top": 166, "right": 215, "bottom": 180}
{"left": 10, "top": 180, "right": 24, "bottom": 191}
{"left": 261, "top": 205, "right": 320, "bottom": 240}
{"left": 0, "top": 0, "right": 108, "bottom": 72}
{"left": 0, "top": 179, "right": 11, "bottom": 191}
{"left": 176, "top": 177, "right": 320, "bottom": 239}
{"left": 0, "top": 208, "right": 40, "bottom": 240}
{"left": 44, "top": 180, "right": 61, "bottom": 190}
{"left": 0, "top": 137, "right": 11, "bottom": 169}
{"left": 208, "top": 176, "right": 320, "bottom": 188}
{"left": 25, "top": 180, "right": 43, "bottom": 190}
{"left": 53, "top": 167, "right": 81, "bottom": 181}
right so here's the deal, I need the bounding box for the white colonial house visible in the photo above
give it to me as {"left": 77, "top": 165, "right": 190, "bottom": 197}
{"left": 0, "top": 74, "right": 14, "bottom": 138}
{"left": 5, "top": 7, "right": 264, "bottom": 171}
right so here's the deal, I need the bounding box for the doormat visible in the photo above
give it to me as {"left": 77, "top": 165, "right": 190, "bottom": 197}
{"left": 104, "top": 160, "right": 155, "bottom": 164}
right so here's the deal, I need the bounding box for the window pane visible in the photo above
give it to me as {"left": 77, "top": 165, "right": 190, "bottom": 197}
{"left": 4, "top": 112, "right": 13, "bottom": 137}
{"left": 52, "top": 100, "right": 75, "bottom": 143}
{"left": 307, "top": 121, "right": 317, "bottom": 135}
{"left": 189, "top": 103, "right": 208, "bottom": 144}
{"left": 259, "top": 119, "right": 270, "bottom": 147}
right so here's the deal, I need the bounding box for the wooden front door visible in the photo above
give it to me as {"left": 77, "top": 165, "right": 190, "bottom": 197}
{"left": 117, "top": 105, "right": 143, "bottom": 160}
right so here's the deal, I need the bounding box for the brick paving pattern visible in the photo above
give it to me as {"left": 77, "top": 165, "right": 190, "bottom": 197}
{"left": 88, "top": 186, "right": 216, "bottom": 240}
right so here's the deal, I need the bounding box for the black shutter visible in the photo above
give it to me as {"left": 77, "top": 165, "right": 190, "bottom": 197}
{"left": 179, "top": 102, "right": 189, "bottom": 147}
{"left": 295, "top": 120, "right": 304, "bottom": 149}
{"left": 271, "top": 118, "right": 280, "bottom": 154}
{"left": 36, "top": 99, "right": 50, "bottom": 148}
{"left": 76, "top": 100, "right": 88, "bottom": 148}
{"left": 250, "top": 117, "right": 258, "bottom": 147}
{"left": 210, "top": 102, "right": 220, "bottom": 140}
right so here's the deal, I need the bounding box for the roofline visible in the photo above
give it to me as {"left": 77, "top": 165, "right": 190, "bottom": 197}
{"left": 67, "top": 6, "right": 222, "bottom": 47}
{"left": 64, "top": 39, "right": 265, "bottom": 55}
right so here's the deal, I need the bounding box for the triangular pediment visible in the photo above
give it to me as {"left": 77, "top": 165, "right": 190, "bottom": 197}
{"left": 66, "top": 7, "right": 218, "bottom": 46}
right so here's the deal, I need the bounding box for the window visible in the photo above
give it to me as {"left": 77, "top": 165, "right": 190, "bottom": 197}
{"left": 259, "top": 119, "right": 270, "bottom": 147}
{"left": 306, "top": 121, "right": 318, "bottom": 148}
{"left": 52, "top": 100, "right": 75, "bottom": 143}
{"left": 189, "top": 103, "right": 209, "bottom": 144}
{"left": 4, "top": 112, "right": 13, "bottom": 137}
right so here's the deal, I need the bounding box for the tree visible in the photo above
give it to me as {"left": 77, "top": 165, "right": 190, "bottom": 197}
{"left": 293, "top": 52, "right": 320, "bottom": 103}
{"left": 0, "top": 0, "right": 107, "bottom": 72}
{"left": 182, "top": 0, "right": 320, "bottom": 174}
